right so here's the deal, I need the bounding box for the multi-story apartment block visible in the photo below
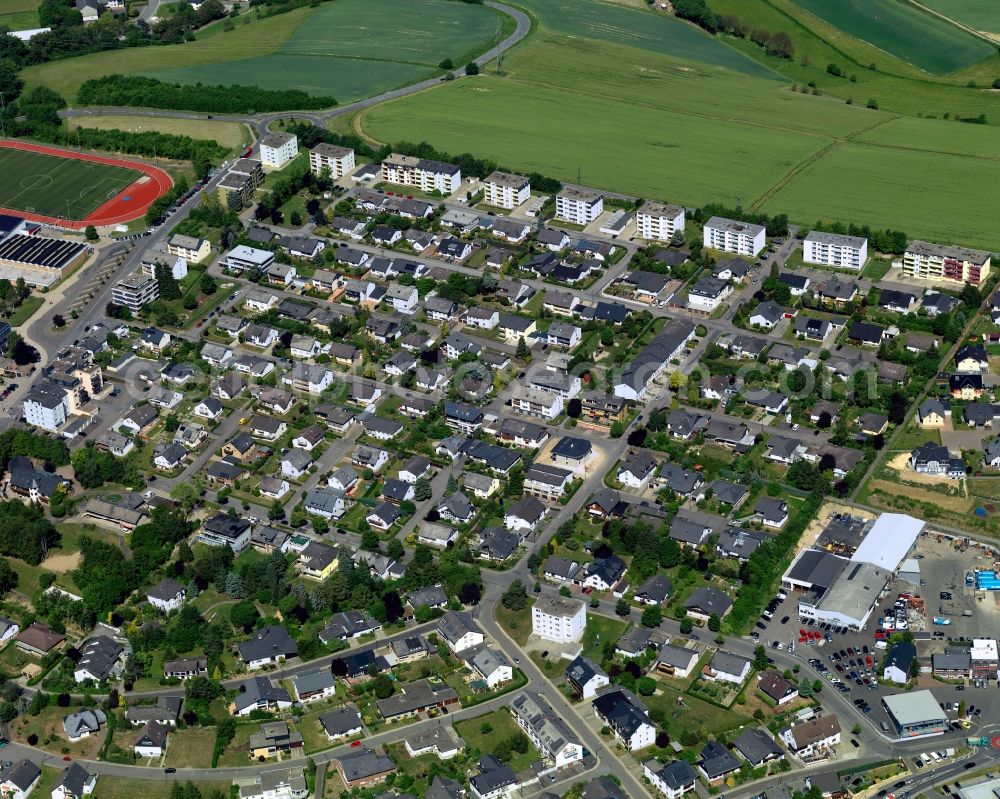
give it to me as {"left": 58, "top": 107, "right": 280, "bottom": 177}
{"left": 510, "top": 388, "right": 563, "bottom": 420}
{"left": 803, "top": 231, "right": 868, "bottom": 270}
{"left": 259, "top": 132, "right": 299, "bottom": 169}
{"left": 24, "top": 347, "right": 106, "bottom": 432}
{"left": 166, "top": 234, "right": 210, "bottom": 263}
{"left": 703, "top": 216, "right": 765, "bottom": 257}
{"left": 483, "top": 171, "right": 531, "bottom": 209}
{"left": 531, "top": 595, "right": 586, "bottom": 643}
{"left": 902, "top": 240, "right": 991, "bottom": 286}
{"left": 24, "top": 382, "right": 69, "bottom": 432}
{"left": 509, "top": 693, "right": 584, "bottom": 769}
{"left": 308, "top": 144, "right": 355, "bottom": 178}
{"left": 381, "top": 153, "right": 461, "bottom": 194}
{"left": 111, "top": 272, "right": 159, "bottom": 315}
{"left": 225, "top": 245, "right": 275, "bottom": 276}
{"left": 636, "top": 201, "right": 685, "bottom": 242}
{"left": 555, "top": 187, "right": 603, "bottom": 225}
{"left": 217, "top": 160, "right": 264, "bottom": 211}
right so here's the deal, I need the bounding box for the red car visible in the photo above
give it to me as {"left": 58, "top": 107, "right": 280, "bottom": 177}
{"left": 62, "top": 756, "right": 71, "bottom": 762}
{"left": 350, "top": 740, "right": 362, "bottom": 748}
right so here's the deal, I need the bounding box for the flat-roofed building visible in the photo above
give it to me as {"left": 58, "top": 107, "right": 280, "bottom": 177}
{"left": 260, "top": 132, "right": 299, "bottom": 169}
{"left": 803, "top": 231, "right": 867, "bottom": 270}
{"left": 882, "top": 690, "right": 947, "bottom": 737}
{"left": 483, "top": 171, "right": 530, "bottom": 209}
{"left": 381, "top": 153, "right": 460, "bottom": 193}
{"left": 555, "top": 186, "right": 603, "bottom": 225}
{"left": 703, "top": 216, "right": 765, "bottom": 257}
{"left": 308, "top": 143, "right": 355, "bottom": 178}
{"left": 636, "top": 202, "right": 684, "bottom": 242}
{"left": 111, "top": 272, "right": 159, "bottom": 314}
{"left": 902, "top": 240, "right": 991, "bottom": 286}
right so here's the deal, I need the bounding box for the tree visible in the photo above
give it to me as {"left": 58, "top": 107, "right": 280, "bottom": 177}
{"left": 229, "top": 600, "right": 257, "bottom": 632}
{"left": 439, "top": 58, "right": 454, "bottom": 70}
{"left": 641, "top": 606, "right": 662, "bottom": 628}
{"left": 154, "top": 262, "right": 182, "bottom": 301}
{"left": 268, "top": 499, "right": 285, "bottom": 522}
{"left": 707, "top": 613, "right": 721, "bottom": 632}
{"left": 200, "top": 272, "right": 218, "bottom": 296}
{"left": 52, "top": 314, "right": 65, "bottom": 328}
{"left": 615, "top": 598, "right": 630, "bottom": 617}
{"left": 413, "top": 477, "right": 433, "bottom": 502}
{"left": 679, "top": 616, "right": 693, "bottom": 634}
{"left": 515, "top": 337, "right": 530, "bottom": 361}
{"left": 465, "top": 62, "right": 479, "bottom": 76}
{"left": 566, "top": 398, "right": 582, "bottom": 418}
{"left": 636, "top": 677, "right": 656, "bottom": 696}
{"left": 753, "top": 645, "right": 768, "bottom": 671}
{"left": 84, "top": 225, "right": 98, "bottom": 241}
{"left": 501, "top": 580, "right": 528, "bottom": 611}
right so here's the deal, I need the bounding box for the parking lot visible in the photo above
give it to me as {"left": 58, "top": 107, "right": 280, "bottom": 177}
{"left": 751, "top": 529, "right": 1000, "bottom": 738}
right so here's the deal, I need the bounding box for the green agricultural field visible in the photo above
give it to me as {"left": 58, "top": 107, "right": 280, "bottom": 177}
{"left": 757, "top": 142, "right": 1000, "bottom": 248}
{"left": 516, "top": 0, "right": 778, "bottom": 78}
{"left": 21, "top": 8, "right": 313, "bottom": 99}
{"left": 920, "top": 0, "right": 1000, "bottom": 32}
{"left": 363, "top": 30, "right": 1000, "bottom": 249}
{"left": 363, "top": 76, "right": 828, "bottom": 207}
{"left": 790, "top": 0, "right": 993, "bottom": 74}
{"left": 0, "top": 0, "right": 37, "bottom": 31}
{"left": 708, "top": 0, "right": 1000, "bottom": 120}
{"left": 853, "top": 116, "right": 1000, "bottom": 160}
{"left": 0, "top": 147, "right": 141, "bottom": 219}
{"left": 146, "top": 0, "right": 502, "bottom": 99}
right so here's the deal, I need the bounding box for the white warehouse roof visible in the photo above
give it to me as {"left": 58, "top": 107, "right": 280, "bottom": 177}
{"left": 850, "top": 513, "right": 924, "bottom": 573}
{"left": 883, "top": 690, "right": 947, "bottom": 726}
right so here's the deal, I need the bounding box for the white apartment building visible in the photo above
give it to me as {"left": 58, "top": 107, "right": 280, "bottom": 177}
{"left": 703, "top": 216, "right": 766, "bottom": 257}
{"left": 510, "top": 388, "right": 563, "bottom": 420}
{"left": 902, "top": 240, "right": 992, "bottom": 286}
{"left": 636, "top": 201, "right": 685, "bottom": 241}
{"left": 510, "top": 693, "right": 584, "bottom": 769}
{"left": 24, "top": 382, "right": 70, "bottom": 432}
{"left": 803, "top": 231, "right": 868, "bottom": 270}
{"left": 141, "top": 254, "right": 187, "bottom": 281}
{"left": 259, "top": 132, "right": 299, "bottom": 169}
{"left": 111, "top": 272, "right": 159, "bottom": 315}
{"left": 166, "top": 234, "right": 210, "bottom": 263}
{"left": 308, "top": 143, "right": 355, "bottom": 179}
{"left": 225, "top": 245, "right": 275, "bottom": 275}
{"left": 555, "top": 187, "right": 603, "bottom": 225}
{"left": 531, "top": 594, "right": 586, "bottom": 643}
{"left": 381, "top": 153, "right": 461, "bottom": 194}
{"left": 483, "top": 171, "right": 531, "bottom": 210}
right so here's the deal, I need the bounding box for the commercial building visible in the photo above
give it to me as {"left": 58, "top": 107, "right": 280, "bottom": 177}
{"left": 0, "top": 234, "right": 88, "bottom": 286}
{"left": 531, "top": 594, "right": 586, "bottom": 643}
{"left": 111, "top": 272, "right": 159, "bottom": 315}
{"left": 636, "top": 202, "right": 685, "bottom": 242}
{"left": 703, "top": 216, "right": 765, "bottom": 257}
{"left": 483, "top": 171, "right": 530, "bottom": 209}
{"left": 381, "top": 153, "right": 461, "bottom": 193}
{"left": 308, "top": 143, "right": 355, "bottom": 178}
{"left": 902, "top": 240, "right": 991, "bottom": 286}
{"left": 259, "top": 132, "right": 299, "bottom": 169}
{"left": 882, "top": 690, "right": 948, "bottom": 738}
{"left": 555, "top": 186, "right": 603, "bottom": 225}
{"left": 971, "top": 638, "right": 999, "bottom": 679}
{"left": 803, "top": 231, "right": 868, "bottom": 270}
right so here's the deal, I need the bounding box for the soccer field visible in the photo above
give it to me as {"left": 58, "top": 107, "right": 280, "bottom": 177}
{"left": 0, "top": 147, "right": 141, "bottom": 220}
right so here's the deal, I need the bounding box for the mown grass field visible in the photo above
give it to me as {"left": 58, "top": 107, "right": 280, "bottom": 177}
{"left": 67, "top": 115, "right": 252, "bottom": 151}
{"left": 757, "top": 142, "right": 1000, "bottom": 248}
{"left": 0, "top": 146, "right": 140, "bottom": 218}
{"left": 853, "top": 115, "right": 1000, "bottom": 159}
{"left": 791, "top": 0, "right": 993, "bottom": 74}
{"left": 147, "top": 0, "right": 502, "bottom": 99}
{"left": 20, "top": 7, "right": 313, "bottom": 99}
{"left": 516, "top": 0, "right": 778, "bottom": 78}
{"left": 0, "top": 0, "right": 36, "bottom": 30}
{"left": 920, "top": 0, "right": 1000, "bottom": 32}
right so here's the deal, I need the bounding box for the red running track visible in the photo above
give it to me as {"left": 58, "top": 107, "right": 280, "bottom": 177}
{"left": 0, "top": 139, "right": 174, "bottom": 229}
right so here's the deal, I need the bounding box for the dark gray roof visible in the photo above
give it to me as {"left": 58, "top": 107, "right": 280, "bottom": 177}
{"left": 337, "top": 747, "right": 395, "bottom": 781}
{"left": 685, "top": 587, "right": 733, "bottom": 616}
{"left": 319, "top": 705, "right": 363, "bottom": 736}
{"left": 236, "top": 625, "right": 297, "bottom": 663}
{"left": 733, "top": 728, "right": 783, "bottom": 764}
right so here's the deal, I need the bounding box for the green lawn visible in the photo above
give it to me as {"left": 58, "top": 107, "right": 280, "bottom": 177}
{"left": 454, "top": 709, "right": 540, "bottom": 772}
{"left": 516, "top": 0, "right": 778, "bottom": 79}
{"left": 644, "top": 678, "right": 750, "bottom": 740}
{"left": 0, "top": 146, "right": 141, "bottom": 219}
{"left": 7, "top": 294, "right": 43, "bottom": 327}
{"left": 494, "top": 598, "right": 533, "bottom": 647}
{"left": 790, "top": 0, "right": 993, "bottom": 74}
{"left": 146, "top": 0, "right": 503, "bottom": 100}
{"left": 0, "top": 0, "right": 36, "bottom": 30}
{"left": 853, "top": 116, "right": 1000, "bottom": 160}
{"left": 920, "top": 0, "right": 1000, "bottom": 32}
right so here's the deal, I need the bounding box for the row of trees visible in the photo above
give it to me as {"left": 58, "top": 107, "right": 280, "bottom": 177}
{"left": 70, "top": 443, "right": 144, "bottom": 490}
{"left": 78, "top": 75, "right": 336, "bottom": 113}
{"left": 0, "top": 501, "right": 59, "bottom": 566}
